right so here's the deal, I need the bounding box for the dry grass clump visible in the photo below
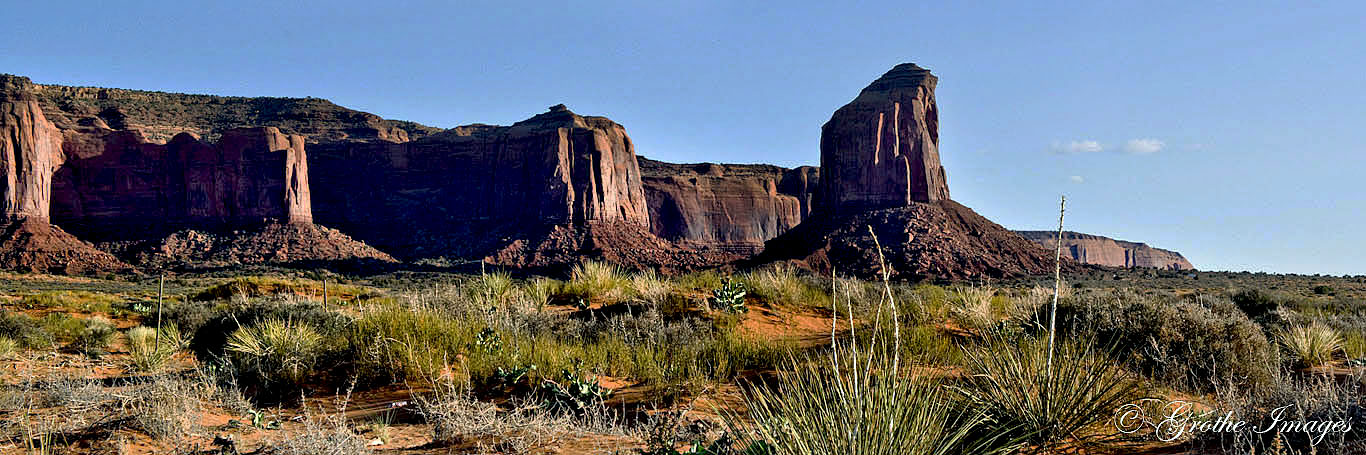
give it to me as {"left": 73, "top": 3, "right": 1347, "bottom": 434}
{"left": 1198, "top": 371, "right": 1365, "bottom": 453}
{"left": 741, "top": 264, "right": 826, "bottom": 308}
{"left": 417, "top": 389, "right": 568, "bottom": 452}
{"left": 1276, "top": 322, "right": 1344, "bottom": 368}
{"left": 950, "top": 283, "right": 998, "bottom": 329}
{"left": 631, "top": 270, "right": 674, "bottom": 307}
{"left": 127, "top": 325, "right": 187, "bottom": 372}
{"left": 260, "top": 412, "right": 372, "bottom": 455}
{"left": 126, "top": 377, "right": 203, "bottom": 440}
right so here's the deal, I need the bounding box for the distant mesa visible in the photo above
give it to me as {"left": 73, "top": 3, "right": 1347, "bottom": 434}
{"left": 1016, "top": 231, "right": 1194, "bottom": 271}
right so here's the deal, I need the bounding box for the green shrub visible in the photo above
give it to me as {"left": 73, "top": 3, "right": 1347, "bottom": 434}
{"left": 73, "top": 317, "right": 117, "bottom": 356}
{"left": 1230, "top": 288, "right": 1282, "bottom": 320}
{"left": 20, "top": 291, "right": 120, "bottom": 313}
{"left": 1051, "top": 291, "right": 1275, "bottom": 391}
{"left": 1276, "top": 322, "right": 1343, "bottom": 368}
{"left": 1345, "top": 331, "right": 1366, "bottom": 360}
{"left": 226, "top": 319, "right": 325, "bottom": 389}
{"left": 0, "top": 311, "right": 53, "bottom": 348}
{"left": 957, "top": 335, "right": 1146, "bottom": 450}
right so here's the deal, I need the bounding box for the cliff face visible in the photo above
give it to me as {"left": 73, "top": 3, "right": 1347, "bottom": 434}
{"left": 818, "top": 63, "right": 949, "bottom": 214}
{"left": 309, "top": 105, "right": 651, "bottom": 259}
{"left": 50, "top": 127, "right": 313, "bottom": 238}
{"left": 1, "top": 75, "right": 65, "bottom": 220}
{"left": 640, "top": 158, "right": 817, "bottom": 254}
{"left": 1016, "top": 231, "right": 1194, "bottom": 270}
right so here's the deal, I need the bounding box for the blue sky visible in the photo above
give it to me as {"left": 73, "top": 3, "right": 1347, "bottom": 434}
{"left": 4, "top": 1, "right": 1363, "bottom": 275}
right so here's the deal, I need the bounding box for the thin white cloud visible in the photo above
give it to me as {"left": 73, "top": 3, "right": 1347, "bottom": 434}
{"left": 1123, "top": 138, "right": 1165, "bottom": 154}
{"left": 1069, "top": 175, "right": 1085, "bottom": 183}
{"left": 1051, "top": 140, "right": 1105, "bottom": 154}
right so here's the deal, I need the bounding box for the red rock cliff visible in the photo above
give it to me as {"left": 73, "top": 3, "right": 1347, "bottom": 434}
{"left": 309, "top": 105, "right": 650, "bottom": 258}
{"left": 50, "top": 126, "right": 314, "bottom": 238}
{"left": 640, "top": 158, "right": 817, "bottom": 254}
{"left": 819, "top": 63, "right": 949, "bottom": 213}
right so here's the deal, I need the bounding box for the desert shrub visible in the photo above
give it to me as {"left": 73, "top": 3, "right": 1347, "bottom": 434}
{"left": 72, "top": 317, "right": 117, "bottom": 356}
{"left": 127, "top": 325, "right": 188, "bottom": 372}
{"left": 1276, "top": 322, "right": 1343, "bottom": 368}
{"left": 1196, "top": 371, "right": 1365, "bottom": 453}
{"left": 709, "top": 278, "right": 748, "bottom": 313}
{"left": 0, "top": 312, "right": 52, "bottom": 348}
{"left": 349, "top": 304, "right": 478, "bottom": 385}
{"left": 957, "top": 335, "right": 1146, "bottom": 450}
{"left": 466, "top": 271, "right": 515, "bottom": 306}
{"left": 187, "top": 296, "right": 350, "bottom": 357}
{"left": 39, "top": 312, "right": 86, "bottom": 343}
{"left": 725, "top": 310, "right": 1010, "bottom": 454}
{"left": 1345, "top": 331, "right": 1366, "bottom": 361}
{"left": 1230, "top": 288, "right": 1284, "bottom": 320}
{"left": 226, "top": 319, "right": 326, "bottom": 390}
{"left": 192, "top": 276, "right": 378, "bottom": 302}
{"left": 1051, "top": 291, "right": 1276, "bottom": 391}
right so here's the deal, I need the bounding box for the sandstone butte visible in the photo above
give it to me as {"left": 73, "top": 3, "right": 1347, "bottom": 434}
{"left": 0, "top": 66, "right": 1193, "bottom": 276}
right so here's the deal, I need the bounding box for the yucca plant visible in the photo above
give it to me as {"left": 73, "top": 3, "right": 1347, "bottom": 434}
{"left": 1276, "top": 322, "right": 1343, "bottom": 369}
{"left": 226, "top": 318, "right": 324, "bottom": 387}
{"left": 956, "top": 334, "right": 1146, "bottom": 450}
{"left": 722, "top": 230, "right": 1018, "bottom": 455}
{"left": 127, "top": 325, "right": 187, "bottom": 372}
{"left": 0, "top": 336, "right": 16, "bottom": 359}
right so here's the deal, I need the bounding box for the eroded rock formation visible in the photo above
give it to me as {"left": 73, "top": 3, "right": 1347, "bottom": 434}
{"left": 641, "top": 158, "right": 817, "bottom": 254}
{"left": 761, "top": 63, "right": 1060, "bottom": 280}
{"left": 1016, "top": 231, "right": 1194, "bottom": 270}
{"left": 819, "top": 63, "right": 949, "bottom": 214}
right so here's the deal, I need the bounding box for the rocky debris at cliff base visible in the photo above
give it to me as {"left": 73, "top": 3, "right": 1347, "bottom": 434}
{"left": 484, "top": 221, "right": 739, "bottom": 274}
{"left": 0, "top": 218, "right": 130, "bottom": 274}
{"left": 105, "top": 222, "right": 396, "bottom": 268}
{"left": 757, "top": 200, "right": 1071, "bottom": 281}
